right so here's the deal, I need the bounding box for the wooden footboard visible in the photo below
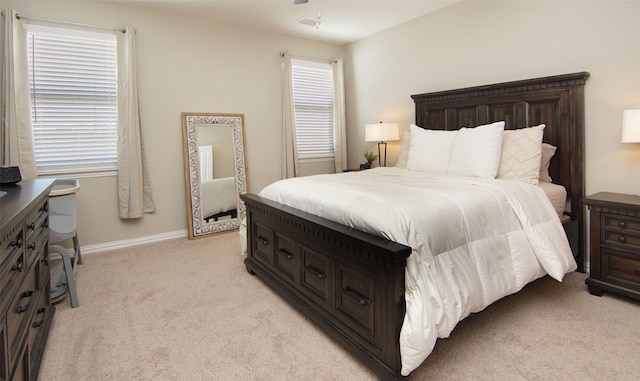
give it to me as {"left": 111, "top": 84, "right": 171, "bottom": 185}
{"left": 241, "top": 193, "right": 412, "bottom": 380}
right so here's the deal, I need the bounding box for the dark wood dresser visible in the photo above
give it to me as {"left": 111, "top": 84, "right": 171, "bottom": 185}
{"left": 584, "top": 192, "right": 640, "bottom": 301}
{"left": 1, "top": 179, "right": 55, "bottom": 380}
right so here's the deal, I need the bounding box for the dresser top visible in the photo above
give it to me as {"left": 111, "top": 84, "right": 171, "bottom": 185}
{"left": 1, "top": 179, "right": 55, "bottom": 228}
{"left": 584, "top": 192, "right": 640, "bottom": 210}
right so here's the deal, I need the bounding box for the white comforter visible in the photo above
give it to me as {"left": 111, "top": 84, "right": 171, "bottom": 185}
{"left": 258, "top": 167, "right": 577, "bottom": 375}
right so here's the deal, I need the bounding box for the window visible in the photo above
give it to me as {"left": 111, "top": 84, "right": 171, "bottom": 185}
{"left": 26, "top": 24, "right": 118, "bottom": 175}
{"left": 290, "top": 58, "right": 334, "bottom": 161}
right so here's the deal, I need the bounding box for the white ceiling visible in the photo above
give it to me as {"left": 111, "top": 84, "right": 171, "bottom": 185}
{"left": 124, "top": 0, "right": 458, "bottom": 45}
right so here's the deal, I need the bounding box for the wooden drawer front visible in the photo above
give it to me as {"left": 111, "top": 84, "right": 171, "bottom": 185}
{"left": 602, "top": 214, "right": 640, "bottom": 251}
{"left": 27, "top": 291, "right": 49, "bottom": 360}
{"left": 0, "top": 248, "right": 26, "bottom": 316}
{"left": 7, "top": 265, "right": 38, "bottom": 365}
{"left": 274, "top": 234, "right": 298, "bottom": 282}
{"left": 301, "top": 247, "right": 334, "bottom": 308}
{"left": 602, "top": 248, "right": 640, "bottom": 291}
{"left": 25, "top": 199, "right": 48, "bottom": 243}
{"left": 252, "top": 222, "right": 274, "bottom": 266}
{"left": 336, "top": 265, "right": 375, "bottom": 342}
{"left": 10, "top": 342, "right": 28, "bottom": 381}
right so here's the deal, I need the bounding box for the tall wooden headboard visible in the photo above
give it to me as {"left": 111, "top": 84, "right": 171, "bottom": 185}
{"left": 411, "top": 72, "right": 590, "bottom": 270}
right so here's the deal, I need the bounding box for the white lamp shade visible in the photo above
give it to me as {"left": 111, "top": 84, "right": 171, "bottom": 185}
{"left": 365, "top": 123, "right": 399, "bottom": 142}
{"left": 622, "top": 109, "right": 640, "bottom": 143}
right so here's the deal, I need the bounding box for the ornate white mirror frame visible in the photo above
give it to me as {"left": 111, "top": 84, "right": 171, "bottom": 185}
{"left": 181, "top": 112, "right": 248, "bottom": 239}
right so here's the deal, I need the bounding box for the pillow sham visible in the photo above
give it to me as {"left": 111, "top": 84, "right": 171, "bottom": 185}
{"left": 497, "top": 124, "right": 545, "bottom": 185}
{"left": 406, "top": 124, "right": 456, "bottom": 173}
{"left": 395, "top": 130, "right": 411, "bottom": 168}
{"left": 448, "top": 121, "right": 505, "bottom": 179}
{"left": 539, "top": 143, "right": 557, "bottom": 182}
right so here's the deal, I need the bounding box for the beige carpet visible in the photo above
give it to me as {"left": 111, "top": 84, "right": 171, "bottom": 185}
{"left": 38, "top": 232, "right": 640, "bottom": 381}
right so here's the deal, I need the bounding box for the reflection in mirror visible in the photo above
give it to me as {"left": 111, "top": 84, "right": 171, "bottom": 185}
{"left": 181, "top": 113, "right": 247, "bottom": 239}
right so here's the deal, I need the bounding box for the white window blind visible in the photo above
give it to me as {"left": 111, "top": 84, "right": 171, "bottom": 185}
{"left": 291, "top": 58, "right": 334, "bottom": 160}
{"left": 26, "top": 24, "right": 118, "bottom": 175}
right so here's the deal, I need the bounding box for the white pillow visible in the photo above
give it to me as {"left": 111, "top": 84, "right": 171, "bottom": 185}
{"left": 406, "top": 124, "right": 457, "bottom": 173}
{"left": 395, "top": 130, "right": 411, "bottom": 168}
{"left": 497, "top": 124, "right": 545, "bottom": 185}
{"left": 448, "top": 121, "right": 505, "bottom": 178}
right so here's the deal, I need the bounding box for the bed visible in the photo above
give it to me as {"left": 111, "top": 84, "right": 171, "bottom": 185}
{"left": 201, "top": 177, "right": 238, "bottom": 222}
{"left": 240, "top": 72, "right": 589, "bottom": 380}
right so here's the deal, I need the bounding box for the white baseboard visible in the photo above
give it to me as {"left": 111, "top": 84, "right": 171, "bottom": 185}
{"left": 80, "top": 230, "right": 189, "bottom": 255}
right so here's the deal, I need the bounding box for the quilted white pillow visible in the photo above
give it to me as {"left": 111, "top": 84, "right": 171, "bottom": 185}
{"left": 448, "top": 121, "right": 505, "bottom": 179}
{"left": 497, "top": 124, "right": 545, "bottom": 185}
{"left": 406, "top": 124, "right": 457, "bottom": 173}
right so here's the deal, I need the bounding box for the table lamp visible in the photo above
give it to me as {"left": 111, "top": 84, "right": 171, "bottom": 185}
{"left": 365, "top": 122, "right": 399, "bottom": 167}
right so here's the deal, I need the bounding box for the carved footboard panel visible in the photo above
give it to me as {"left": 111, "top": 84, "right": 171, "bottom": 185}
{"left": 241, "top": 193, "right": 412, "bottom": 380}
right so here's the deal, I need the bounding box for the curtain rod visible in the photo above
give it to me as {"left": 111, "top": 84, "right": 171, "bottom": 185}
{"left": 15, "top": 13, "right": 126, "bottom": 33}
{"left": 280, "top": 51, "right": 338, "bottom": 64}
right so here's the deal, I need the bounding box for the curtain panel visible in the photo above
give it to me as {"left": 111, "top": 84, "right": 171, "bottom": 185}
{"left": 117, "top": 27, "right": 155, "bottom": 219}
{"left": 331, "top": 59, "right": 347, "bottom": 173}
{"left": 281, "top": 51, "right": 299, "bottom": 179}
{"left": 1, "top": 9, "right": 37, "bottom": 179}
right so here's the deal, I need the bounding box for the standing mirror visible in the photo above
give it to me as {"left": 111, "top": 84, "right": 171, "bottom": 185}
{"left": 181, "top": 112, "right": 247, "bottom": 239}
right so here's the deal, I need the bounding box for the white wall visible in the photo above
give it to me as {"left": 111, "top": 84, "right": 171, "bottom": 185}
{"left": 3, "top": 1, "right": 343, "bottom": 247}
{"left": 344, "top": 0, "right": 640, "bottom": 196}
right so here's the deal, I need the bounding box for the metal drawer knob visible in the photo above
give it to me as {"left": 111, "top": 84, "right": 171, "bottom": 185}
{"left": 619, "top": 221, "right": 627, "bottom": 229}
{"left": 618, "top": 236, "right": 627, "bottom": 244}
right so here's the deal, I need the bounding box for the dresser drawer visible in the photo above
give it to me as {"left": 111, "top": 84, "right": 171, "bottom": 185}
{"left": 0, "top": 248, "right": 27, "bottom": 316}
{"left": 602, "top": 248, "right": 640, "bottom": 292}
{"left": 301, "top": 247, "right": 335, "bottom": 308}
{"left": 28, "top": 291, "right": 50, "bottom": 358}
{"left": 7, "top": 264, "right": 38, "bottom": 365}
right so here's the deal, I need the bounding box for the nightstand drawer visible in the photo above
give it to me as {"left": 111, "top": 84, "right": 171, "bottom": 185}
{"left": 602, "top": 213, "right": 640, "bottom": 251}
{"left": 602, "top": 248, "right": 640, "bottom": 291}
{"left": 603, "top": 214, "right": 640, "bottom": 232}
{"left": 603, "top": 230, "right": 640, "bottom": 250}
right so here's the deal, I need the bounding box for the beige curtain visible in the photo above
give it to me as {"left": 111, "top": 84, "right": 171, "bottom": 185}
{"left": 331, "top": 59, "right": 347, "bottom": 173}
{"left": 281, "top": 51, "right": 299, "bottom": 179}
{"left": 1, "top": 9, "right": 37, "bottom": 179}
{"left": 117, "top": 27, "right": 155, "bottom": 219}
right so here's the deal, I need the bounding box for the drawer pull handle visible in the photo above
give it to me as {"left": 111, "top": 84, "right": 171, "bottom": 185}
{"left": 619, "top": 221, "right": 627, "bottom": 229}
{"left": 258, "top": 236, "right": 269, "bottom": 246}
{"left": 11, "top": 238, "right": 23, "bottom": 248}
{"left": 16, "top": 304, "right": 30, "bottom": 314}
{"left": 22, "top": 290, "right": 34, "bottom": 298}
{"left": 342, "top": 287, "right": 370, "bottom": 306}
{"left": 304, "top": 265, "right": 326, "bottom": 280}
{"left": 28, "top": 242, "right": 37, "bottom": 250}
{"left": 27, "top": 222, "right": 35, "bottom": 231}
{"left": 11, "top": 262, "right": 23, "bottom": 272}
{"left": 32, "top": 321, "right": 43, "bottom": 328}
{"left": 618, "top": 236, "right": 627, "bottom": 244}
{"left": 635, "top": 268, "right": 640, "bottom": 276}
{"left": 279, "top": 249, "right": 294, "bottom": 260}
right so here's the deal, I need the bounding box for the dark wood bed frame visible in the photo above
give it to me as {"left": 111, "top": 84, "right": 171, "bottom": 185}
{"left": 240, "top": 72, "right": 589, "bottom": 380}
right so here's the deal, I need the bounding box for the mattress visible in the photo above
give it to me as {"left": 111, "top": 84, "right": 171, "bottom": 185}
{"left": 538, "top": 180, "right": 568, "bottom": 218}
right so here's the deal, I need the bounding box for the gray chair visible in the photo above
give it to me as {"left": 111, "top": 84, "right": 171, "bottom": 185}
{"left": 49, "top": 179, "right": 81, "bottom": 308}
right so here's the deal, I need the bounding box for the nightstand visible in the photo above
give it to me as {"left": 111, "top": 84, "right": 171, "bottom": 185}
{"left": 584, "top": 192, "right": 640, "bottom": 301}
